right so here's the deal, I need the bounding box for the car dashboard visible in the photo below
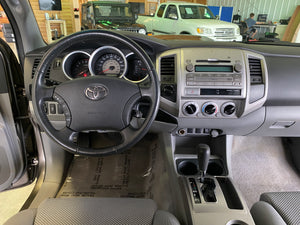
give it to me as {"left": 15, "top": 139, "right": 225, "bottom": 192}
{"left": 24, "top": 32, "right": 300, "bottom": 137}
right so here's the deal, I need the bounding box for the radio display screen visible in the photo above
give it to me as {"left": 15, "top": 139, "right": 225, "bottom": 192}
{"left": 195, "top": 65, "right": 233, "bottom": 72}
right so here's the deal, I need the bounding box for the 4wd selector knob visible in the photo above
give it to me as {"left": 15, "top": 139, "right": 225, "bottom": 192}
{"left": 202, "top": 102, "right": 218, "bottom": 116}
{"left": 183, "top": 102, "right": 198, "bottom": 116}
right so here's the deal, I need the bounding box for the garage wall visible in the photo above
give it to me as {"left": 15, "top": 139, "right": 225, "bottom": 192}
{"left": 207, "top": 0, "right": 299, "bottom": 22}
{"left": 29, "top": 0, "right": 75, "bottom": 42}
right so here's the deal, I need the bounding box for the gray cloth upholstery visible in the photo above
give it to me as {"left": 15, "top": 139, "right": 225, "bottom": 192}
{"left": 251, "top": 192, "right": 300, "bottom": 225}
{"left": 251, "top": 201, "right": 287, "bottom": 225}
{"left": 5, "top": 208, "right": 37, "bottom": 225}
{"left": 4, "top": 198, "right": 180, "bottom": 225}
{"left": 260, "top": 192, "right": 300, "bottom": 225}
{"left": 153, "top": 210, "right": 180, "bottom": 225}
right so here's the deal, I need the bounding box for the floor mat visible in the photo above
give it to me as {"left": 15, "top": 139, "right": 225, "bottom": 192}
{"left": 56, "top": 134, "right": 172, "bottom": 210}
{"left": 231, "top": 136, "right": 300, "bottom": 209}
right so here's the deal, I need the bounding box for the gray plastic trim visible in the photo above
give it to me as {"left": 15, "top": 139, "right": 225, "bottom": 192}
{"left": 0, "top": 93, "right": 24, "bottom": 191}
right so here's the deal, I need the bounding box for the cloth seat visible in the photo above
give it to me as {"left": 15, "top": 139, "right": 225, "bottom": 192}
{"left": 251, "top": 192, "right": 300, "bottom": 225}
{"left": 5, "top": 197, "right": 180, "bottom": 225}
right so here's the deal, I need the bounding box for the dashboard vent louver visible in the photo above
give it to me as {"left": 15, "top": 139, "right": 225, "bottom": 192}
{"left": 248, "top": 58, "right": 263, "bottom": 84}
{"left": 160, "top": 56, "right": 175, "bottom": 77}
{"left": 31, "top": 58, "right": 50, "bottom": 79}
{"left": 160, "top": 56, "right": 176, "bottom": 103}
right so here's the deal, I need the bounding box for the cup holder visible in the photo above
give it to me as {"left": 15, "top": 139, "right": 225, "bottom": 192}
{"left": 226, "top": 220, "right": 248, "bottom": 225}
{"left": 178, "top": 160, "right": 198, "bottom": 175}
{"left": 207, "top": 160, "right": 225, "bottom": 176}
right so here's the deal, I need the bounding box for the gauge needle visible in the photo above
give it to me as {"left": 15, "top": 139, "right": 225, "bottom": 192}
{"left": 100, "top": 68, "right": 110, "bottom": 73}
{"left": 100, "top": 66, "right": 115, "bottom": 73}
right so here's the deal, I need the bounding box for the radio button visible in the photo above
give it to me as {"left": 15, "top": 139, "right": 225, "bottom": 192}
{"left": 185, "top": 88, "right": 200, "bottom": 96}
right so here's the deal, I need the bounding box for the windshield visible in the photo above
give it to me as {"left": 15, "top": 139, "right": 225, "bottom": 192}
{"left": 94, "top": 4, "right": 133, "bottom": 18}
{"left": 179, "top": 6, "right": 215, "bottom": 19}
{"left": 1, "top": 1, "right": 299, "bottom": 45}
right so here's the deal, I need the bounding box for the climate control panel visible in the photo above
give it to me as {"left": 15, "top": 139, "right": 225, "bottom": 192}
{"left": 181, "top": 101, "right": 237, "bottom": 118}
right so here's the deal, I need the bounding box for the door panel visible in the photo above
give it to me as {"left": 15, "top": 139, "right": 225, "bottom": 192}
{"left": 0, "top": 38, "right": 26, "bottom": 191}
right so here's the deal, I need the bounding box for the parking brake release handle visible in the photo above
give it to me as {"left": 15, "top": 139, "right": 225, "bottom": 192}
{"left": 197, "top": 144, "right": 210, "bottom": 182}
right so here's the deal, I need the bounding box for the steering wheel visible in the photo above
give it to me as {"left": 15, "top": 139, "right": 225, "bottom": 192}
{"left": 32, "top": 30, "right": 160, "bottom": 156}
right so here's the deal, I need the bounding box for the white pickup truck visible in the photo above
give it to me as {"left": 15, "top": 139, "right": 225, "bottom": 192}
{"left": 137, "top": 2, "right": 242, "bottom": 42}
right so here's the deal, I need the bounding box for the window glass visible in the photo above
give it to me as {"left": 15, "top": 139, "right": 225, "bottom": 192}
{"left": 0, "top": 6, "right": 18, "bottom": 59}
{"left": 156, "top": 5, "right": 166, "bottom": 18}
{"left": 179, "top": 6, "right": 215, "bottom": 19}
{"left": 165, "top": 5, "right": 178, "bottom": 19}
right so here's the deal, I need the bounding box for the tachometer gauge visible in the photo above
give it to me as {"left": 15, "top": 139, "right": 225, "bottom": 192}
{"left": 62, "top": 51, "right": 91, "bottom": 79}
{"left": 71, "top": 58, "right": 90, "bottom": 78}
{"left": 89, "top": 46, "right": 127, "bottom": 78}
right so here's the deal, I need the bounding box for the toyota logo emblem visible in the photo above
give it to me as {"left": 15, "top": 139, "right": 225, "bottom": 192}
{"left": 84, "top": 85, "right": 108, "bottom": 101}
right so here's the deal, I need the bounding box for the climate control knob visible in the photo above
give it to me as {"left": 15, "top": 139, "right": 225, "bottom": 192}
{"left": 183, "top": 102, "right": 198, "bottom": 116}
{"left": 202, "top": 102, "right": 218, "bottom": 116}
{"left": 222, "top": 102, "right": 236, "bottom": 116}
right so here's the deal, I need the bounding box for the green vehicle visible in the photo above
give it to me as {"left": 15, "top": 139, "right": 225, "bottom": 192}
{"left": 81, "top": 1, "right": 147, "bottom": 34}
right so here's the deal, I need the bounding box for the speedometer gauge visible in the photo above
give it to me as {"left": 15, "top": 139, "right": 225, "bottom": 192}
{"left": 89, "top": 46, "right": 127, "bottom": 78}
{"left": 94, "top": 53, "right": 125, "bottom": 76}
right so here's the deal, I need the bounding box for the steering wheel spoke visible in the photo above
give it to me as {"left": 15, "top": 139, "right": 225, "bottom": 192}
{"left": 120, "top": 126, "right": 138, "bottom": 143}
{"left": 54, "top": 127, "right": 79, "bottom": 146}
{"left": 39, "top": 86, "right": 55, "bottom": 100}
{"left": 139, "top": 86, "right": 156, "bottom": 99}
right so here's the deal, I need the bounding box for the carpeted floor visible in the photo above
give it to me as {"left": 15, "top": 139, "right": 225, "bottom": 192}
{"left": 231, "top": 136, "right": 300, "bottom": 209}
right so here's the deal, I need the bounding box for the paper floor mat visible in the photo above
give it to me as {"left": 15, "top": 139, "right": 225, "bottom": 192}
{"left": 57, "top": 135, "right": 163, "bottom": 199}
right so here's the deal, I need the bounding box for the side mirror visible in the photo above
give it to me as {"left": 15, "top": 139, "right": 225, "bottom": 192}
{"left": 168, "top": 13, "right": 178, "bottom": 20}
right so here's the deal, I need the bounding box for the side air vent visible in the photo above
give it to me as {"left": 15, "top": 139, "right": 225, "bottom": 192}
{"left": 160, "top": 56, "right": 176, "bottom": 102}
{"left": 248, "top": 58, "right": 263, "bottom": 84}
{"left": 31, "top": 58, "right": 50, "bottom": 79}
{"left": 248, "top": 57, "right": 265, "bottom": 103}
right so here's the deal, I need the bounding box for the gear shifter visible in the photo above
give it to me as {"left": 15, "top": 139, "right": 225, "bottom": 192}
{"left": 196, "top": 144, "right": 210, "bottom": 182}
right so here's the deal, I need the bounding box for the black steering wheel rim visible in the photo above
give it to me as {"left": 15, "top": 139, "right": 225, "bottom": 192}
{"left": 32, "top": 30, "right": 160, "bottom": 156}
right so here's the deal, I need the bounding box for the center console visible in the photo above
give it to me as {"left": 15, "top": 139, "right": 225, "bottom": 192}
{"left": 160, "top": 134, "right": 255, "bottom": 225}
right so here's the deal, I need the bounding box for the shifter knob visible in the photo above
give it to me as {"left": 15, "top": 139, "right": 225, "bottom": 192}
{"left": 196, "top": 144, "right": 210, "bottom": 182}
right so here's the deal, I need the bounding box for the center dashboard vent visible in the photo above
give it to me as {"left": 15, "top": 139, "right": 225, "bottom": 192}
{"left": 160, "top": 56, "right": 175, "bottom": 79}
{"left": 31, "top": 58, "right": 50, "bottom": 79}
{"left": 160, "top": 56, "right": 176, "bottom": 102}
{"left": 248, "top": 58, "right": 263, "bottom": 84}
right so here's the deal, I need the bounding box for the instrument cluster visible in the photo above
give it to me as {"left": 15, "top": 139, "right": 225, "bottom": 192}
{"left": 62, "top": 46, "right": 149, "bottom": 83}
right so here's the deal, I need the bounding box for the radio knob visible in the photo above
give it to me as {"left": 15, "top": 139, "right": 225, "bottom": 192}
{"left": 234, "top": 63, "right": 242, "bottom": 73}
{"left": 186, "top": 64, "right": 194, "bottom": 72}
